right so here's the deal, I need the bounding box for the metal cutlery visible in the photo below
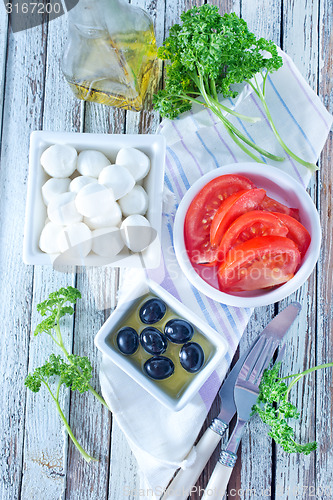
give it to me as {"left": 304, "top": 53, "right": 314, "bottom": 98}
{"left": 202, "top": 341, "right": 287, "bottom": 498}
{"left": 162, "top": 303, "right": 301, "bottom": 500}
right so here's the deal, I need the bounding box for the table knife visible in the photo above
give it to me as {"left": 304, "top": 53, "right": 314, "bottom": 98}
{"left": 202, "top": 342, "right": 287, "bottom": 499}
{"left": 162, "top": 302, "right": 301, "bottom": 500}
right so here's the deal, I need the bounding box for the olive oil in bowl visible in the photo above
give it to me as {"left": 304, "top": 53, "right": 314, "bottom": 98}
{"left": 95, "top": 279, "right": 227, "bottom": 411}
{"left": 106, "top": 293, "right": 216, "bottom": 400}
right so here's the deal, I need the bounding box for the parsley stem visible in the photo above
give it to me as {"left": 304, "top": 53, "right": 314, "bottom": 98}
{"left": 283, "top": 363, "right": 333, "bottom": 400}
{"left": 247, "top": 77, "right": 318, "bottom": 172}
{"left": 54, "top": 313, "right": 109, "bottom": 410}
{"left": 54, "top": 402, "right": 98, "bottom": 463}
{"left": 42, "top": 379, "right": 97, "bottom": 463}
{"left": 210, "top": 95, "right": 261, "bottom": 123}
{"left": 225, "top": 126, "right": 265, "bottom": 163}
{"left": 198, "top": 73, "right": 284, "bottom": 162}
{"left": 209, "top": 79, "right": 261, "bottom": 123}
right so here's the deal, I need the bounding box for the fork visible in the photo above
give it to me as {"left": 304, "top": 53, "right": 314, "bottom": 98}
{"left": 202, "top": 336, "right": 278, "bottom": 499}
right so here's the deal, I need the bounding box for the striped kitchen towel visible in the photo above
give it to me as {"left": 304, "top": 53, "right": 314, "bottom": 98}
{"left": 100, "top": 49, "right": 332, "bottom": 498}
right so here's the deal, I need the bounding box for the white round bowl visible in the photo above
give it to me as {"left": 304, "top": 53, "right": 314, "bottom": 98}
{"left": 174, "top": 163, "right": 321, "bottom": 308}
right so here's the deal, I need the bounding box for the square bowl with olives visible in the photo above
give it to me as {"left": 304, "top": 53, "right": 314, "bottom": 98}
{"left": 94, "top": 279, "right": 227, "bottom": 411}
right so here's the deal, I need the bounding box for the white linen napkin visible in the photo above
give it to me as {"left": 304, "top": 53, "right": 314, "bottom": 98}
{"left": 99, "top": 50, "right": 332, "bottom": 498}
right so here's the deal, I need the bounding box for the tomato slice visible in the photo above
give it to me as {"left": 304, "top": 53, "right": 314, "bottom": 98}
{"left": 272, "top": 212, "right": 311, "bottom": 257}
{"left": 260, "top": 195, "right": 300, "bottom": 221}
{"left": 217, "top": 236, "right": 301, "bottom": 292}
{"left": 216, "top": 211, "right": 289, "bottom": 263}
{"left": 184, "top": 174, "right": 256, "bottom": 265}
{"left": 210, "top": 188, "right": 266, "bottom": 248}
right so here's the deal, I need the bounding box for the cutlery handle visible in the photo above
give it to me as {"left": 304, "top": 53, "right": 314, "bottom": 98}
{"left": 163, "top": 420, "right": 227, "bottom": 500}
{"left": 202, "top": 451, "right": 237, "bottom": 499}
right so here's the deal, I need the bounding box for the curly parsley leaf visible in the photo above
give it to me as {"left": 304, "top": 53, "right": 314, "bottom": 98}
{"left": 25, "top": 355, "right": 96, "bottom": 462}
{"left": 252, "top": 361, "right": 333, "bottom": 455}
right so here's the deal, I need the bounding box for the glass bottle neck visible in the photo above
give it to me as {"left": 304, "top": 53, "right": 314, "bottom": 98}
{"left": 69, "top": 0, "right": 129, "bottom": 28}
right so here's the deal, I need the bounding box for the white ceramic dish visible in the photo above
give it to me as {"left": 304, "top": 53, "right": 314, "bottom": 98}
{"left": 23, "top": 131, "right": 166, "bottom": 268}
{"left": 94, "top": 279, "right": 227, "bottom": 411}
{"left": 174, "top": 163, "right": 321, "bottom": 308}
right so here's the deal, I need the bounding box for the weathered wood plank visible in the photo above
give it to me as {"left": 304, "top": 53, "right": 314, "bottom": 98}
{"left": 20, "top": 12, "right": 82, "bottom": 500}
{"left": 108, "top": 420, "right": 140, "bottom": 500}
{"left": 0, "top": 20, "right": 48, "bottom": 500}
{"left": 282, "top": 0, "right": 320, "bottom": 90}
{"left": 274, "top": 2, "right": 319, "bottom": 498}
{"left": 227, "top": 307, "right": 275, "bottom": 500}
{"left": 0, "top": 13, "right": 8, "bottom": 136}
{"left": 316, "top": 0, "right": 333, "bottom": 497}
{"left": 65, "top": 268, "right": 115, "bottom": 500}
{"left": 275, "top": 287, "right": 317, "bottom": 500}
{"left": 20, "top": 273, "right": 75, "bottom": 500}
{"left": 241, "top": 0, "right": 282, "bottom": 43}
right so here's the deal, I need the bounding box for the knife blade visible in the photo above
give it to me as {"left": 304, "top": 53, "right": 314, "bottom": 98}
{"left": 162, "top": 302, "right": 301, "bottom": 500}
{"left": 213, "top": 301, "right": 301, "bottom": 429}
{"left": 202, "top": 339, "right": 290, "bottom": 498}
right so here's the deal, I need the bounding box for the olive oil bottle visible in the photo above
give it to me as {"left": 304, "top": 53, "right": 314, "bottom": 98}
{"left": 62, "top": 0, "right": 158, "bottom": 111}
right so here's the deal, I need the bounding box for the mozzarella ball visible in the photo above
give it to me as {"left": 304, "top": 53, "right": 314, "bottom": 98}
{"left": 92, "top": 227, "right": 124, "bottom": 258}
{"left": 75, "top": 183, "right": 115, "bottom": 218}
{"left": 120, "top": 215, "right": 153, "bottom": 252}
{"left": 116, "top": 147, "right": 150, "bottom": 181}
{"left": 77, "top": 150, "right": 111, "bottom": 178}
{"left": 40, "top": 144, "right": 77, "bottom": 178}
{"left": 84, "top": 202, "right": 122, "bottom": 229}
{"left": 48, "top": 192, "right": 82, "bottom": 225}
{"left": 118, "top": 185, "right": 148, "bottom": 217}
{"left": 98, "top": 164, "right": 135, "bottom": 200}
{"left": 42, "top": 178, "right": 71, "bottom": 205}
{"left": 39, "top": 222, "right": 63, "bottom": 254}
{"left": 58, "top": 223, "right": 92, "bottom": 258}
{"left": 69, "top": 175, "right": 97, "bottom": 193}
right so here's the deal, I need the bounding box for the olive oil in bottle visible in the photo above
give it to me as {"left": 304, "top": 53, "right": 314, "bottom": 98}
{"left": 62, "top": 0, "right": 159, "bottom": 111}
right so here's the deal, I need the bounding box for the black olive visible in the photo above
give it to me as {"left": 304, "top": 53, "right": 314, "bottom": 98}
{"left": 116, "top": 327, "right": 139, "bottom": 355}
{"left": 140, "top": 327, "right": 168, "bottom": 355}
{"left": 139, "top": 298, "right": 167, "bottom": 324}
{"left": 144, "top": 356, "right": 174, "bottom": 380}
{"left": 179, "top": 342, "right": 205, "bottom": 373}
{"left": 164, "top": 319, "right": 194, "bottom": 344}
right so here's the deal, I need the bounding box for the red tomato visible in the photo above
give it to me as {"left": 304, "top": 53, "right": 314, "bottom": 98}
{"left": 272, "top": 212, "right": 311, "bottom": 257}
{"left": 216, "top": 211, "right": 289, "bottom": 262}
{"left": 260, "top": 195, "right": 300, "bottom": 221}
{"left": 184, "top": 175, "right": 256, "bottom": 265}
{"left": 210, "top": 188, "right": 266, "bottom": 248}
{"left": 218, "top": 236, "right": 301, "bottom": 292}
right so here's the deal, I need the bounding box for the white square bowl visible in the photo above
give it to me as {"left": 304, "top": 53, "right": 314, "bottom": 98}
{"left": 94, "top": 278, "right": 227, "bottom": 411}
{"left": 23, "top": 131, "right": 166, "bottom": 268}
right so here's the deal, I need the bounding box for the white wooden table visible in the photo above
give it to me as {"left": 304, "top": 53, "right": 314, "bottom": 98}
{"left": 0, "top": 1, "right": 332, "bottom": 499}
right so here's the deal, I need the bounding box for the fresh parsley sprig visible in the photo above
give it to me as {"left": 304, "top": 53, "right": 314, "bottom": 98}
{"left": 34, "top": 286, "right": 108, "bottom": 409}
{"left": 25, "top": 354, "right": 97, "bottom": 463}
{"left": 25, "top": 286, "right": 109, "bottom": 463}
{"left": 252, "top": 361, "right": 333, "bottom": 454}
{"left": 154, "top": 6, "right": 317, "bottom": 170}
